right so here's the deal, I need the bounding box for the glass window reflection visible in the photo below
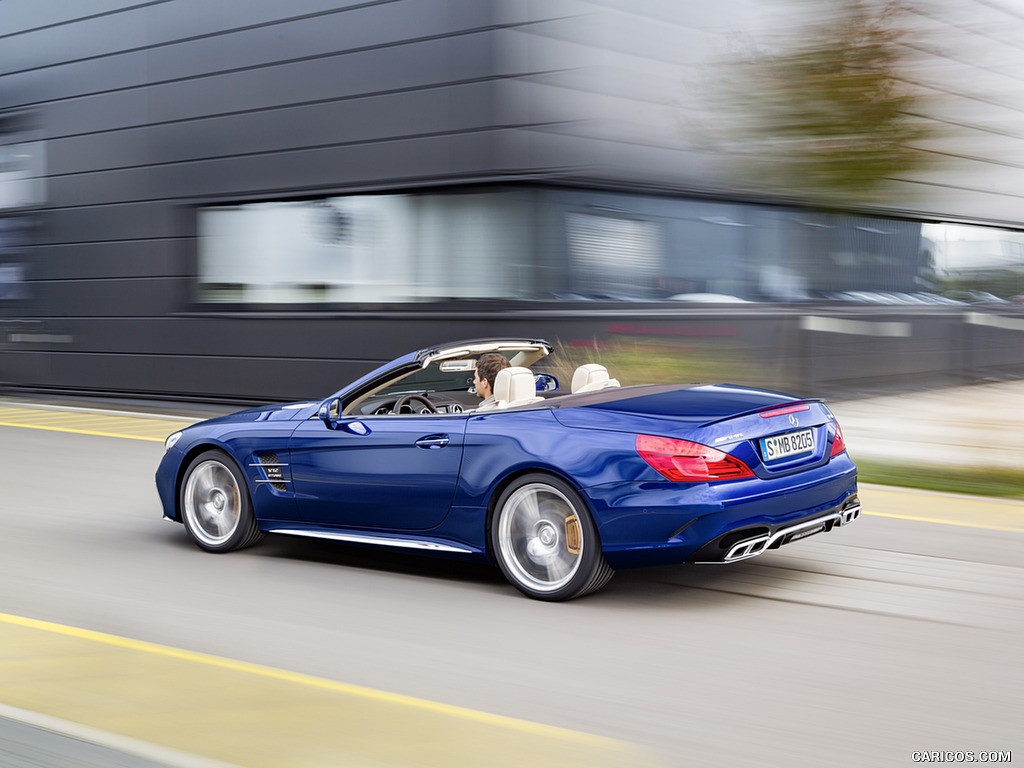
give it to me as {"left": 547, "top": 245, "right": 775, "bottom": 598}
{"left": 195, "top": 187, "right": 1023, "bottom": 306}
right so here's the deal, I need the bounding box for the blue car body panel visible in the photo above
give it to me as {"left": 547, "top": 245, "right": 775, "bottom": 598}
{"left": 155, "top": 339, "right": 859, "bottom": 573}
{"left": 286, "top": 415, "right": 468, "bottom": 531}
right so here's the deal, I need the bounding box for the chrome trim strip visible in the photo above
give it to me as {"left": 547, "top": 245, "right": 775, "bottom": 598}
{"left": 251, "top": 459, "right": 289, "bottom": 486}
{"left": 267, "top": 528, "right": 474, "bottom": 554}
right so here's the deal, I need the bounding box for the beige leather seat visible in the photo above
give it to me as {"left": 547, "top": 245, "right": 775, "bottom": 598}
{"left": 491, "top": 366, "right": 544, "bottom": 408}
{"left": 571, "top": 363, "right": 620, "bottom": 394}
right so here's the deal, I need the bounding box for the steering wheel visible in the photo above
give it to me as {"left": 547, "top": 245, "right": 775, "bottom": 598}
{"left": 391, "top": 393, "right": 439, "bottom": 414}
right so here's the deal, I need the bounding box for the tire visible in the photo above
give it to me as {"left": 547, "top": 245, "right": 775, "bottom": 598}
{"left": 179, "top": 450, "right": 264, "bottom": 553}
{"left": 490, "top": 473, "right": 614, "bottom": 601}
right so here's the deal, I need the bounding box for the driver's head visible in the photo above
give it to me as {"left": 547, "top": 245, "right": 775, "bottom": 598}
{"left": 474, "top": 353, "right": 510, "bottom": 399}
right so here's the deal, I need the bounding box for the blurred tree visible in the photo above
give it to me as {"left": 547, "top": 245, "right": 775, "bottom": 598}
{"left": 717, "top": 0, "right": 936, "bottom": 208}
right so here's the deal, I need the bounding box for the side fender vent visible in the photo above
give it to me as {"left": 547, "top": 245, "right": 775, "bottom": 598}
{"left": 252, "top": 452, "right": 289, "bottom": 492}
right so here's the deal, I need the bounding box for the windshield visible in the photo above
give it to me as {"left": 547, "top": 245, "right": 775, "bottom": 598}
{"left": 342, "top": 355, "right": 497, "bottom": 416}
{"left": 339, "top": 340, "right": 554, "bottom": 416}
{"left": 376, "top": 360, "right": 481, "bottom": 398}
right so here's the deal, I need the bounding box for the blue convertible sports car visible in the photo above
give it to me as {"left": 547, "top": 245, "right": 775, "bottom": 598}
{"left": 155, "top": 338, "right": 860, "bottom": 601}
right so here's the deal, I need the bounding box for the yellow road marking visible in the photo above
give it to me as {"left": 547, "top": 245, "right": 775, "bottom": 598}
{"left": 864, "top": 510, "right": 1024, "bottom": 533}
{"left": 0, "top": 611, "right": 594, "bottom": 738}
{"left": 859, "top": 485, "right": 1024, "bottom": 533}
{"left": 0, "top": 402, "right": 194, "bottom": 442}
{"left": 0, "top": 420, "right": 168, "bottom": 442}
{"left": 0, "top": 611, "right": 653, "bottom": 768}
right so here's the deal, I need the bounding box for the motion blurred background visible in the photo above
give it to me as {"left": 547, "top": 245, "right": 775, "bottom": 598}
{"left": 0, "top": 0, "right": 1022, "bottom": 403}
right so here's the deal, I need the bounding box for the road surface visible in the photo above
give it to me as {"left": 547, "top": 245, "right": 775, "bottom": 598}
{"left": 0, "top": 400, "right": 1019, "bottom": 767}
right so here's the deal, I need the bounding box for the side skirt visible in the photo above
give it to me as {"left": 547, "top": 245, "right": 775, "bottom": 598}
{"left": 266, "top": 527, "right": 479, "bottom": 555}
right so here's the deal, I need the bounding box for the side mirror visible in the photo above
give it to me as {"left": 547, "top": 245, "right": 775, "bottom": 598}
{"left": 319, "top": 397, "right": 342, "bottom": 428}
{"left": 534, "top": 372, "right": 559, "bottom": 392}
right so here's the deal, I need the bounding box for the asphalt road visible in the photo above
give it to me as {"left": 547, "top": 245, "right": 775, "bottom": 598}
{"left": 0, "top": 402, "right": 1020, "bottom": 767}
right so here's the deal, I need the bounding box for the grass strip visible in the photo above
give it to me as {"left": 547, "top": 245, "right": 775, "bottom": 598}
{"left": 856, "top": 459, "right": 1024, "bottom": 499}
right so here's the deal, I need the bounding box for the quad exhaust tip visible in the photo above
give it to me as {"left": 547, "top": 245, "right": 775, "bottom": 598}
{"left": 726, "top": 535, "right": 771, "bottom": 560}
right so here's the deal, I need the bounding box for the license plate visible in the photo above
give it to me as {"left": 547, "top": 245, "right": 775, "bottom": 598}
{"left": 760, "top": 429, "right": 814, "bottom": 461}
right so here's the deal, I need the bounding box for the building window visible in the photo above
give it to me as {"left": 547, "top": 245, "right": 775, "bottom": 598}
{"left": 195, "top": 186, "right": 958, "bottom": 306}
{"left": 564, "top": 212, "right": 662, "bottom": 300}
{"left": 196, "top": 190, "right": 534, "bottom": 304}
{"left": 0, "top": 112, "right": 45, "bottom": 211}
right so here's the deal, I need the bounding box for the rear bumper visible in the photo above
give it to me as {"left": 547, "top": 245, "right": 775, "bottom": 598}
{"left": 688, "top": 495, "right": 861, "bottom": 564}
{"left": 587, "top": 456, "right": 859, "bottom": 569}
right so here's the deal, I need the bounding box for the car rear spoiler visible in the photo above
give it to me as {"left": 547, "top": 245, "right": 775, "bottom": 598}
{"left": 698, "top": 398, "right": 826, "bottom": 428}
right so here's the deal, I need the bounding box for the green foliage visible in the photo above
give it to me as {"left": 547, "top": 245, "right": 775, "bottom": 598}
{"left": 720, "top": 0, "right": 936, "bottom": 207}
{"left": 543, "top": 338, "right": 759, "bottom": 388}
{"left": 935, "top": 271, "right": 1024, "bottom": 300}
{"left": 857, "top": 459, "right": 1024, "bottom": 499}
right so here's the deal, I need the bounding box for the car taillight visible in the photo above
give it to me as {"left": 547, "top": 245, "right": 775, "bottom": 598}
{"left": 829, "top": 421, "right": 846, "bottom": 457}
{"left": 636, "top": 434, "right": 755, "bottom": 482}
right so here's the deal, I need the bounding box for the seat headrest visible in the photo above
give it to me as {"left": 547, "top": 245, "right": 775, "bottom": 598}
{"left": 507, "top": 367, "right": 538, "bottom": 403}
{"left": 494, "top": 366, "right": 536, "bottom": 404}
{"left": 572, "top": 363, "right": 609, "bottom": 393}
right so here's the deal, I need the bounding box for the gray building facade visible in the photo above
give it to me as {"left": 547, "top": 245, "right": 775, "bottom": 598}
{"left": 1, "top": 1, "right": 1022, "bottom": 402}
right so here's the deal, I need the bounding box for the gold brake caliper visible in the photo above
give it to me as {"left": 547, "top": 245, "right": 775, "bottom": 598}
{"left": 564, "top": 514, "right": 582, "bottom": 555}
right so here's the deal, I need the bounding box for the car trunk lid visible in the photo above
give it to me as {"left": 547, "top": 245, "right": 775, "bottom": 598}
{"left": 552, "top": 384, "right": 842, "bottom": 478}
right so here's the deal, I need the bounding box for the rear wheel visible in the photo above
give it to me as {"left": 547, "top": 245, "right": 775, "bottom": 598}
{"left": 180, "top": 450, "right": 263, "bottom": 552}
{"left": 491, "top": 474, "right": 614, "bottom": 601}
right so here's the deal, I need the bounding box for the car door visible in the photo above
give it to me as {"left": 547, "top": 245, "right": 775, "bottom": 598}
{"left": 286, "top": 413, "right": 468, "bottom": 530}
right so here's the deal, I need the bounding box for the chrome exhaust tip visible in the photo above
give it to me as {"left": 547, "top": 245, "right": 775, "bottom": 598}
{"left": 725, "top": 535, "right": 771, "bottom": 562}
{"left": 839, "top": 502, "right": 861, "bottom": 526}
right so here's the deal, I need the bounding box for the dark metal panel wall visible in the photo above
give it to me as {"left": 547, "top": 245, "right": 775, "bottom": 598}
{"left": 0, "top": 0, "right": 514, "bottom": 400}
{"left": 3, "top": 306, "right": 1024, "bottom": 403}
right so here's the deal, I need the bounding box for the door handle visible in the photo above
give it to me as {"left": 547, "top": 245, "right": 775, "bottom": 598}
{"left": 415, "top": 434, "right": 450, "bottom": 449}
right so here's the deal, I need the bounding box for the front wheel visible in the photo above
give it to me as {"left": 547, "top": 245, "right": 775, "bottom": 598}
{"left": 179, "top": 450, "right": 264, "bottom": 552}
{"left": 490, "top": 474, "right": 614, "bottom": 601}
